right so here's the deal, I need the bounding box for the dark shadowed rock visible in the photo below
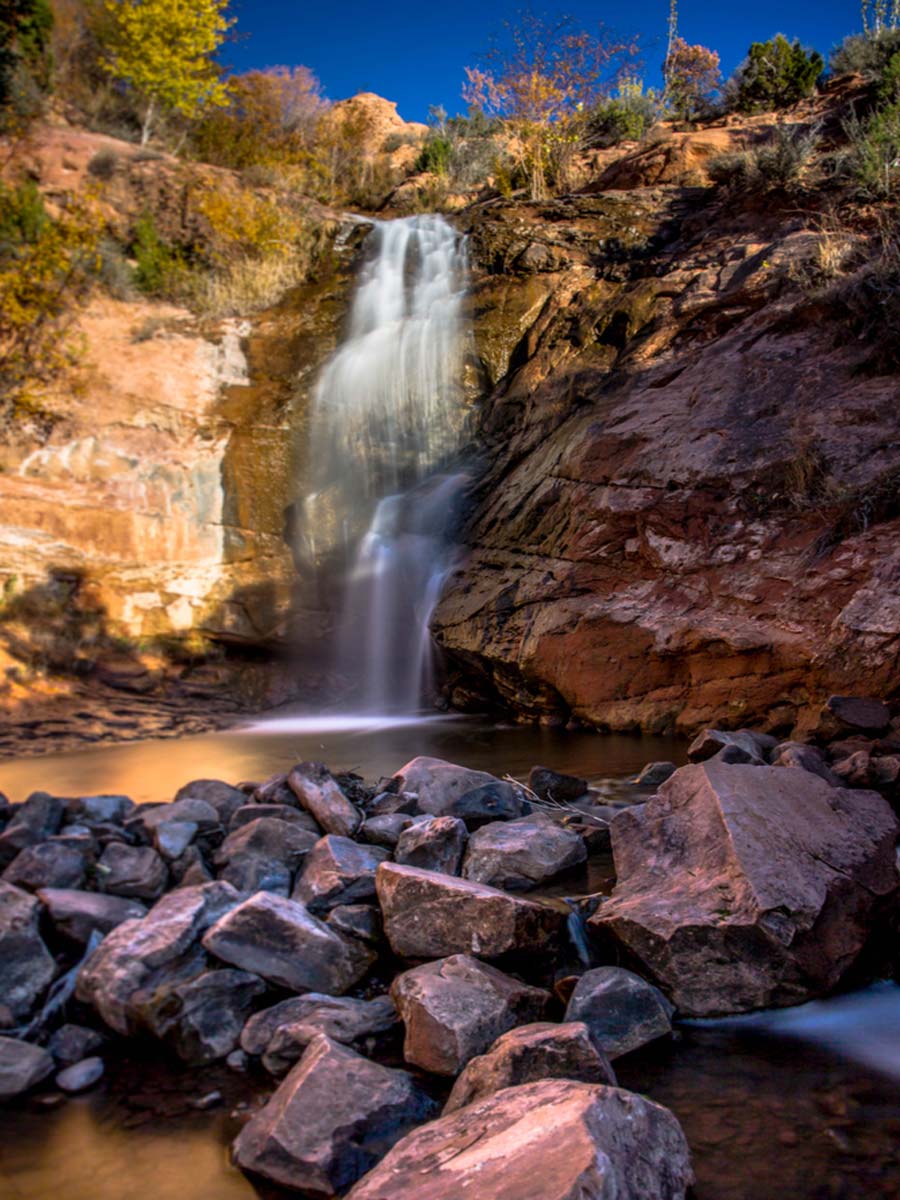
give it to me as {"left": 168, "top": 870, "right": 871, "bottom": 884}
{"left": 347, "top": 1079, "right": 693, "bottom": 1200}
{"left": 76, "top": 881, "right": 241, "bottom": 1035}
{"left": 687, "top": 729, "right": 776, "bottom": 765}
{"left": 362, "top": 813, "right": 423, "bottom": 849}
{"left": 326, "top": 903, "right": 383, "bottom": 945}
{"left": 444, "top": 1021, "right": 616, "bottom": 1113}
{"left": 293, "top": 836, "right": 389, "bottom": 913}
{"left": 462, "top": 813, "right": 586, "bottom": 891}
{"left": 233, "top": 1034, "right": 438, "bottom": 1194}
{"left": 288, "top": 763, "right": 362, "bottom": 838}
{"left": 260, "top": 996, "right": 400, "bottom": 1075}
{"left": 0, "top": 793, "right": 65, "bottom": 868}
{"left": 367, "top": 792, "right": 421, "bottom": 817}
{"left": 70, "top": 795, "right": 134, "bottom": 824}
{"left": 38, "top": 887, "right": 147, "bottom": 944}
{"left": 0, "top": 882, "right": 56, "bottom": 1020}
{"left": 203, "top": 892, "right": 375, "bottom": 994}
{"left": 229, "top": 804, "right": 321, "bottom": 834}
{"left": 390, "top": 757, "right": 528, "bottom": 826}
{"left": 376, "top": 863, "right": 565, "bottom": 960}
{"left": 635, "top": 762, "right": 678, "bottom": 787}
{"left": 48, "top": 1023, "right": 106, "bottom": 1066}
{"left": 214, "top": 818, "right": 318, "bottom": 895}
{"left": 56, "top": 1056, "right": 105, "bottom": 1093}
{"left": 528, "top": 766, "right": 588, "bottom": 802}
{"left": 173, "top": 779, "right": 247, "bottom": 825}
{"left": 564, "top": 967, "right": 674, "bottom": 1058}
{"left": 394, "top": 817, "right": 467, "bottom": 875}
{"left": 824, "top": 696, "right": 891, "bottom": 735}
{"left": 97, "top": 843, "right": 168, "bottom": 900}
{"left": 132, "top": 967, "right": 266, "bottom": 1064}
{"left": 772, "top": 742, "right": 842, "bottom": 786}
{"left": 0, "top": 1036, "right": 55, "bottom": 1099}
{"left": 391, "top": 954, "right": 553, "bottom": 1075}
{"left": 170, "top": 845, "right": 212, "bottom": 888}
{"left": 591, "top": 762, "right": 899, "bottom": 1015}
{"left": 3, "top": 841, "right": 87, "bottom": 892}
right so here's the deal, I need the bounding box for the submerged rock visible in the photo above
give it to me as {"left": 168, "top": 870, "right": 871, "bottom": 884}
{"left": 347, "top": 1079, "right": 693, "bottom": 1200}
{"left": 444, "top": 1021, "right": 616, "bottom": 1113}
{"left": 591, "top": 761, "right": 899, "bottom": 1015}
{"left": 0, "top": 1036, "right": 55, "bottom": 1100}
{"left": 0, "top": 882, "right": 56, "bottom": 1021}
{"left": 202, "top": 891, "right": 375, "bottom": 994}
{"left": 233, "top": 1034, "right": 438, "bottom": 1194}
{"left": 461, "top": 812, "right": 586, "bottom": 891}
{"left": 391, "top": 953, "right": 553, "bottom": 1075}
{"left": 376, "top": 863, "right": 565, "bottom": 960}
{"left": 390, "top": 757, "right": 528, "bottom": 825}
{"left": 564, "top": 967, "right": 674, "bottom": 1059}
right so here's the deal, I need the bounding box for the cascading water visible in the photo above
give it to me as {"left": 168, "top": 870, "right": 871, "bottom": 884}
{"left": 300, "top": 214, "right": 472, "bottom": 714}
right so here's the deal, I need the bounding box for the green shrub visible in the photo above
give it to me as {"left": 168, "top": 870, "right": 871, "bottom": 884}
{"left": 87, "top": 148, "right": 120, "bottom": 180}
{"left": 131, "top": 213, "right": 188, "bottom": 298}
{"left": 727, "top": 35, "right": 824, "bottom": 113}
{"left": 709, "top": 124, "right": 818, "bottom": 192}
{"left": 831, "top": 28, "right": 900, "bottom": 78}
{"left": 415, "top": 134, "right": 453, "bottom": 175}
{"left": 842, "top": 99, "right": 900, "bottom": 195}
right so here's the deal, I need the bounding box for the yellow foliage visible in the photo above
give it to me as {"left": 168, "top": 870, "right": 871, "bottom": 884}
{"left": 193, "top": 186, "right": 308, "bottom": 265}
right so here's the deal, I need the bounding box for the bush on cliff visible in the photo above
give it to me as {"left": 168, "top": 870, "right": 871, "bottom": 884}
{"left": 726, "top": 35, "right": 824, "bottom": 113}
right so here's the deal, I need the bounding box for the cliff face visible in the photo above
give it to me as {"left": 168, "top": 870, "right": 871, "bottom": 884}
{"left": 433, "top": 135, "right": 900, "bottom": 736}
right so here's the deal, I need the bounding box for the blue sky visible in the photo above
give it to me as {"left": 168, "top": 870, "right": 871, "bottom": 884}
{"left": 225, "top": 0, "right": 863, "bottom": 123}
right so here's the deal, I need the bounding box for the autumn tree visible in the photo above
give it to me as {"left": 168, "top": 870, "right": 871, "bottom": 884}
{"left": 664, "top": 37, "right": 721, "bottom": 122}
{"left": 463, "top": 12, "right": 640, "bottom": 199}
{"left": 101, "top": 0, "right": 233, "bottom": 145}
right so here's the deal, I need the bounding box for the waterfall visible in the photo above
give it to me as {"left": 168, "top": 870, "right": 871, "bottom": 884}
{"left": 301, "top": 214, "right": 471, "bottom": 714}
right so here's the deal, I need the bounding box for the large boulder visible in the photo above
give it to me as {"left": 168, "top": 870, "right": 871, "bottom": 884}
{"left": 389, "top": 757, "right": 528, "bottom": 825}
{"left": 131, "top": 967, "right": 266, "bottom": 1064}
{"left": 233, "top": 1034, "right": 438, "bottom": 1195}
{"left": 38, "top": 887, "right": 147, "bottom": 945}
{"left": 376, "top": 863, "right": 565, "bottom": 960}
{"left": 202, "top": 892, "right": 375, "bottom": 994}
{"left": 288, "top": 763, "right": 362, "bottom": 838}
{"left": 462, "top": 813, "right": 586, "bottom": 891}
{"left": 390, "top": 954, "right": 552, "bottom": 1075}
{"left": 0, "top": 1036, "right": 55, "bottom": 1099}
{"left": 444, "top": 1021, "right": 615, "bottom": 1114}
{"left": 75, "top": 881, "right": 240, "bottom": 1034}
{"left": 822, "top": 696, "right": 891, "bottom": 736}
{"left": 394, "top": 817, "right": 467, "bottom": 875}
{"left": 563, "top": 967, "right": 674, "bottom": 1058}
{"left": 214, "top": 818, "right": 318, "bottom": 895}
{"left": 591, "top": 762, "right": 899, "bottom": 1015}
{"left": 0, "top": 882, "right": 56, "bottom": 1020}
{"left": 293, "top": 836, "right": 390, "bottom": 913}
{"left": 347, "top": 1079, "right": 693, "bottom": 1200}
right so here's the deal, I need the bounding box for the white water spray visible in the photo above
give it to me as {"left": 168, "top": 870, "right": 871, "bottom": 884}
{"left": 301, "top": 214, "right": 471, "bottom": 713}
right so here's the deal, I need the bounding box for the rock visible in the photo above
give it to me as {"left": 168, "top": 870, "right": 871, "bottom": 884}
{"left": 635, "top": 761, "right": 678, "bottom": 787}
{"left": 214, "top": 817, "right": 318, "bottom": 895}
{"left": 229, "top": 804, "right": 320, "bottom": 833}
{"left": 97, "top": 843, "right": 168, "bottom": 900}
{"left": 0, "top": 793, "right": 65, "bottom": 868}
{"left": 394, "top": 816, "right": 467, "bottom": 875}
{"left": 391, "top": 954, "right": 553, "bottom": 1075}
{"left": 70, "top": 795, "right": 134, "bottom": 824}
{"left": 38, "top": 887, "right": 147, "bottom": 944}
{"left": 288, "top": 762, "right": 362, "bottom": 838}
{"left": 293, "top": 836, "right": 390, "bottom": 913}
{"left": 56, "top": 1056, "right": 104, "bottom": 1093}
{"left": 3, "top": 841, "right": 87, "bottom": 891}
{"left": 772, "top": 742, "right": 842, "bottom": 786}
{"left": 528, "top": 766, "right": 588, "bottom": 802}
{"left": 153, "top": 820, "right": 198, "bottom": 861}
{"left": 48, "top": 1023, "right": 106, "bottom": 1066}
{"left": 133, "top": 798, "right": 221, "bottom": 841}
{"left": 76, "top": 881, "right": 241, "bottom": 1035}
{"left": 687, "top": 728, "right": 776, "bottom": 765}
{"left": 259, "top": 995, "right": 400, "bottom": 1074}
{"left": 390, "top": 757, "right": 528, "bottom": 825}
{"left": 347, "top": 1079, "right": 693, "bottom": 1200}
{"left": 367, "top": 791, "right": 420, "bottom": 817}
{"left": 361, "top": 813, "right": 417, "bottom": 848}
{"left": 461, "top": 813, "right": 586, "bottom": 891}
{"left": 173, "top": 779, "right": 247, "bottom": 825}
{"left": 0, "top": 1036, "right": 55, "bottom": 1099}
{"left": 0, "top": 882, "right": 56, "bottom": 1020}
{"left": 591, "top": 762, "right": 899, "bottom": 1015}
{"left": 203, "top": 891, "right": 375, "bottom": 994}
{"left": 190, "top": 1089, "right": 222, "bottom": 1110}
{"left": 233, "top": 1034, "right": 438, "bottom": 1195}
{"left": 132, "top": 967, "right": 266, "bottom": 1064}
{"left": 242, "top": 993, "right": 399, "bottom": 1061}
{"left": 564, "top": 967, "right": 674, "bottom": 1058}
{"left": 444, "top": 1021, "right": 616, "bottom": 1113}
{"left": 376, "top": 863, "right": 566, "bottom": 960}
{"left": 169, "top": 844, "right": 212, "bottom": 887}
{"left": 832, "top": 750, "right": 874, "bottom": 788}
{"left": 226, "top": 1049, "right": 248, "bottom": 1071}
{"left": 824, "top": 696, "right": 891, "bottom": 735}
{"left": 326, "top": 903, "right": 383, "bottom": 944}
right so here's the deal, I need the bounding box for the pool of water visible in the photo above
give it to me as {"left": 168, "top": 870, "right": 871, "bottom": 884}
{"left": 0, "top": 710, "right": 685, "bottom": 805}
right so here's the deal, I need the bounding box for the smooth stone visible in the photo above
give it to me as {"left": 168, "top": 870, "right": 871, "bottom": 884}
{"left": 634, "top": 761, "right": 678, "bottom": 787}
{"left": 173, "top": 779, "right": 247, "bottom": 824}
{"left": 55, "top": 1055, "right": 104, "bottom": 1093}
{"left": 214, "top": 817, "right": 318, "bottom": 895}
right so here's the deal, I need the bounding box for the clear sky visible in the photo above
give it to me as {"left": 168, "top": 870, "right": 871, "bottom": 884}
{"left": 224, "top": 0, "right": 864, "bottom": 123}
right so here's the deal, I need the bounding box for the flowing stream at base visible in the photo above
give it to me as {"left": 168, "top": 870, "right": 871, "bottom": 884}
{"left": 299, "top": 214, "right": 471, "bottom": 714}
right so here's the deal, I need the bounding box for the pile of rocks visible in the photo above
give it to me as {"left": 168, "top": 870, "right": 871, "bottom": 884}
{"left": 0, "top": 699, "right": 897, "bottom": 1199}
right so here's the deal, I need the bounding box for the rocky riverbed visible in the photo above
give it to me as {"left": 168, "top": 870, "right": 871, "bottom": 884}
{"left": 0, "top": 694, "right": 898, "bottom": 1199}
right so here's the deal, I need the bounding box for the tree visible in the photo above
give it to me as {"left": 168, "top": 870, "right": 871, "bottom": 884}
{"left": 0, "top": 0, "right": 53, "bottom": 119}
{"left": 861, "top": 0, "right": 900, "bottom": 35}
{"left": 101, "top": 0, "right": 233, "bottom": 145}
{"left": 463, "top": 12, "right": 640, "bottom": 199}
{"left": 663, "top": 37, "right": 721, "bottom": 121}
{"left": 729, "top": 35, "right": 824, "bottom": 113}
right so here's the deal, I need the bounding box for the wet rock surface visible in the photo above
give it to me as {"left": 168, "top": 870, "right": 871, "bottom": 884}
{"left": 564, "top": 966, "right": 675, "bottom": 1059}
